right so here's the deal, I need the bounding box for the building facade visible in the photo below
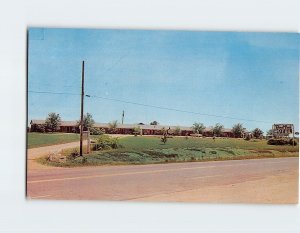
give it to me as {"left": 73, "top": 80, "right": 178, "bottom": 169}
{"left": 30, "top": 120, "right": 246, "bottom": 138}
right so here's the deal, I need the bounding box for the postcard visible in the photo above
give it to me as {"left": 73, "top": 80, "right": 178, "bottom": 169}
{"left": 27, "top": 28, "right": 299, "bottom": 203}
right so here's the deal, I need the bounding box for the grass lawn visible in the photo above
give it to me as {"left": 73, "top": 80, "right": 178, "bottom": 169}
{"left": 38, "top": 136, "right": 299, "bottom": 167}
{"left": 28, "top": 132, "right": 80, "bottom": 149}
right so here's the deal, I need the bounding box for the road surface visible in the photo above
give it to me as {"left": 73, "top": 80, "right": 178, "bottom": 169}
{"left": 27, "top": 157, "right": 299, "bottom": 203}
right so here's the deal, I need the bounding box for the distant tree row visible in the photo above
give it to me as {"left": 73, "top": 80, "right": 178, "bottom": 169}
{"left": 192, "top": 122, "right": 264, "bottom": 139}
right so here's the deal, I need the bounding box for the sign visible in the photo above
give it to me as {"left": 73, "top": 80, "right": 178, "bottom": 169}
{"left": 273, "top": 124, "right": 293, "bottom": 136}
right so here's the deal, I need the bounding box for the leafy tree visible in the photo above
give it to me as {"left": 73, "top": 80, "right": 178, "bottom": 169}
{"left": 78, "top": 113, "right": 95, "bottom": 131}
{"left": 173, "top": 126, "right": 181, "bottom": 136}
{"left": 192, "top": 122, "right": 205, "bottom": 134}
{"left": 45, "top": 112, "right": 61, "bottom": 132}
{"left": 213, "top": 123, "right": 224, "bottom": 137}
{"left": 232, "top": 123, "right": 243, "bottom": 138}
{"left": 133, "top": 126, "right": 141, "bottom": 136}
{"left": 252, "top": 128, "right": 264, "bottom": 139}
{"left": 108, "top": 120, "right": 118, "bottom": 133}
{"left": 150, "top": 121, "right": 159, "bottom": 125}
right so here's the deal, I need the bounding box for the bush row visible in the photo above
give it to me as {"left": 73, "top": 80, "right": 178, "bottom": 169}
{"left": 267, "top": 138, "right": 297, "bottom": 146}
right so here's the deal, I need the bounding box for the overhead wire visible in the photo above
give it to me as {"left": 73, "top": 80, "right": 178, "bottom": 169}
{"left": 28, "top": 90, "right": 273, "bottom": 124}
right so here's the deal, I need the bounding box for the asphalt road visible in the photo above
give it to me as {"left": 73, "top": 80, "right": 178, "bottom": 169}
{"left": 27, "top": 157, "right": 299, "bottom": 203}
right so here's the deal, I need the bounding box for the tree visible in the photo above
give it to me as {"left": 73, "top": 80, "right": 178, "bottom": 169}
{"left": 161, "top": 134, "right": 167, "bottom": 144}
{"left": 252, "top": 128, "right": 264, "bottom": 139}
{"left": 133, "top": 126, "right": 141, "bottom": 136}
{"left": 266, "top": 129, "right": 274, "bottom": 136}
{"left": 108, "top": 120, "right": 118, "bottom": 133}
{"left": 173, "top": 126, "right": 181, "bottom": 136}
{"left": 213, "top": 123, "right": 224, "bottom": 137}
{"left": 45, "top": 112, "right": 61, "bottom": 133}
{"left": 160, "top": 127, "right": 166, "bottom": 135}
{"left": 78, "top": 113, "right": 95, "bottom": 131}
{"left": 150, "top": 121, "right": 159, "bottom": 125}
{"left": 232, "top": 123, "right": 243, "bottom": 138}
{"left": 192, "top": 122, "right": 205, "bottom": 134}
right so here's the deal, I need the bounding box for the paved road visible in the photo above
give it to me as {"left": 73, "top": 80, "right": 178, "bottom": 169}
{"left": 27, "top": 157, "right": 299, "bottom": 203}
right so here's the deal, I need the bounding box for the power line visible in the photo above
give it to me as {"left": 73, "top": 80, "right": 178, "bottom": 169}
{"left": 28, "top": 90, "right": 273, "bottom": 124}
{"left": 88, "top": 94, "right": 272, "bottom": 124}
{"left": 29, "top": 90, "right": 80, "bottom": 96}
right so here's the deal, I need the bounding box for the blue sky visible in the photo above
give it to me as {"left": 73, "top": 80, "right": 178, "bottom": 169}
{"left": 28, "top": 28, "right": 299, "bottom": 133}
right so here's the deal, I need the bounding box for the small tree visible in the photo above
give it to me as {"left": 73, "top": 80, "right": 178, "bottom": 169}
{"left": 192, "top": 122, "right": 205, "bottom": 134}
{"left": 78, "top": 113, "right": 95, "bottom": 131}
{"left": 108, "top": 120, "right": 118, "bottom": 133}
{"left": 133, "top": 126, "right": 141, "bottom": 136}
{"left": 173, "top": 126, "right": 181, "bottom": 136}
{"left": 252, "top": 128, "right": 264, "bottom": 139}
{"left": 150, "top": 121, "right": 159, "bottom": 125}
{"left": 161, "top": 133, "right": 167, "bottom": 144}
{"left": 266, "top": 129, "right": 274, "bottom": 136}
{"left": 213, "top": 123, "right": 224, "bottom": 137}
{"left": 160, "top": 127, "right": 167, "bottom": 135}
{"left": 45, "top": 112, "right": 61, "bottom": 133}
{"left": 244, "top": 133, "right": 251, "bottom": 141}
{"left": 232, "top": 123, "right": 243, "bottom": 138}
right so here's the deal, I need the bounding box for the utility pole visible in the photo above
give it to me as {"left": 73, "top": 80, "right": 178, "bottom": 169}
{"left": 122, "top": 110, "right": 124, "bottom": 124}
{"left": 80, "top": 61, "right": 85, "bottom": 156}
{"left": 292, "top": 124, "right": 295, "bottom": 146}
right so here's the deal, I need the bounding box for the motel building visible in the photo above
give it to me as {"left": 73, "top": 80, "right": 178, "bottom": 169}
{"left": 30, "top": 120, "right": 245, "bottom": 138}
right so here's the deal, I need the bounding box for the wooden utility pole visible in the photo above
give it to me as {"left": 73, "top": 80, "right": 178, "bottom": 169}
{"left": 292, "top": 124, "right": 295, "bottom": 146}
{"left": 122, "top": 110, "right": 124, "bottom": 124}
{"left": 80, "top": 61, "right": 85, "bottom": 156}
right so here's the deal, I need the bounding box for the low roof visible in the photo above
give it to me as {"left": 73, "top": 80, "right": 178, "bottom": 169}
{"left": 30, "top": 119, "right": 247, "bottom": 133}
{"left": 30, "top": 120, "right": 78, "bottom": 127}
{"left": 30, "top": 120, "right": 45, "bottom": 125}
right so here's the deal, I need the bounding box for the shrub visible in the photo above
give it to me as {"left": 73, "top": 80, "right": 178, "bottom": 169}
{"left": 32, "top": 124, "right": 46, "bottom": 133}
{"left": 173, "top": 126, "right": 181, "bottom": 136}
{"left": 67, "top": 149, "right": 79, "bottom": 160}
{"left": 244, "top": 134, "right": 251, "bottom": 141}
{"left": 267, "top": 138, "right": 297, "bottom": 146}
{"left": 82, "top": 157, "right": 87, "bottom": 164}
{"left": 90, "top": 127, "right": 105, "bottom": 135}
{"left": 289, "top": 139, "right": 297, "bottom": 146}
{"left": 93, "top": 135, "right": 119, "bottom": 151}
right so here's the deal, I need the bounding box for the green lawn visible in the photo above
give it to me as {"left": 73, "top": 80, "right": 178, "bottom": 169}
{"left": 38, "top": 136, "right": 299, "bottom": 167}
{"left": 27, "top": 132, "right": 80, "bottom": 149}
